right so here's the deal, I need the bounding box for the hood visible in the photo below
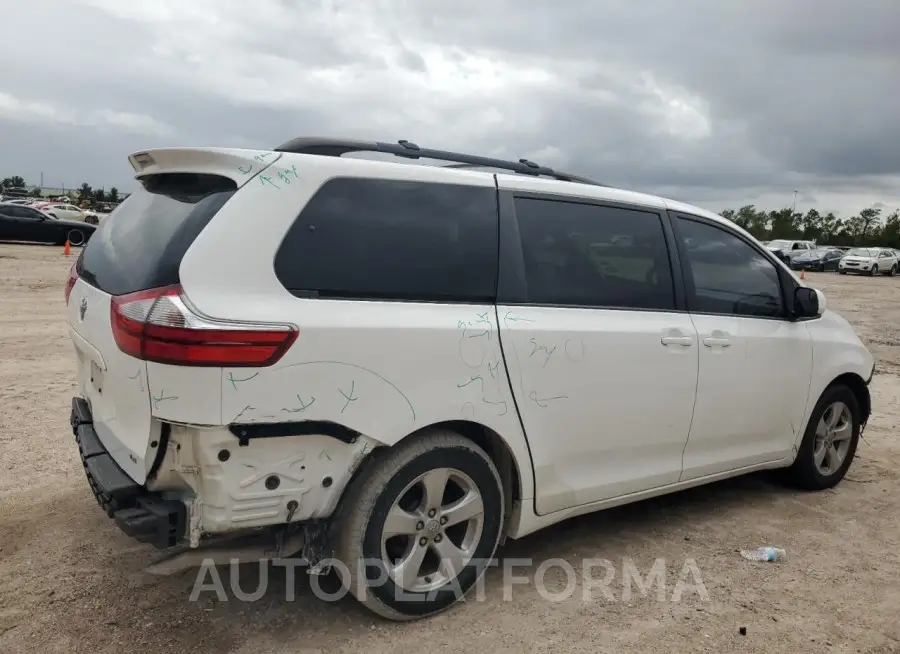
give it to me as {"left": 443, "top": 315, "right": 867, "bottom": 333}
{"left": 49, "top": 217, "right": 94, "bottom": 230}
{"left": 793, "top": 251, "right": 821, "bottom": 261}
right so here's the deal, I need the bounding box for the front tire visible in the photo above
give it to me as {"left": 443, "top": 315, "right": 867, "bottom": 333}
{"left": 869, "top": 265, "right": 878, "bottom": 276}
{"left": 334, "top": 430, "right": 505, "bottom": 621}
{"left": 782, "top": 385, "right": 860, "bottom": 491}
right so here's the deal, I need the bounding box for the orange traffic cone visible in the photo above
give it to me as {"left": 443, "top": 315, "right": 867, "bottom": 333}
{"left": 63, "top": 240, "right": 71, "bottom": 256}
{"left": 799, "top": 269, "right": 805, "bottom": 280}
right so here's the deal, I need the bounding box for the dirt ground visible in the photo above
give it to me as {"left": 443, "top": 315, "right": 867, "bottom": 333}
{"left": 1, "top": 242, "right": 899, "bottom": 654}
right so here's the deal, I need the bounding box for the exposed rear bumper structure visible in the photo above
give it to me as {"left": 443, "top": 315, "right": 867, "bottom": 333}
{"left": 71, "top": 397, "right": 186, "bottom": 549}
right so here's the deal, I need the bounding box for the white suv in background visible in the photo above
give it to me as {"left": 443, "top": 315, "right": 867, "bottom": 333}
{"left": 838, "top": 247, "right": 898, "bottom": 276}
{"left": 66, "top": 138, "right": 875, "bottom": 620}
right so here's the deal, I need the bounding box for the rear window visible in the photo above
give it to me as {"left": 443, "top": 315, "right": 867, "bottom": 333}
{"left": 77, "top": 173, "right": 236, "bottom": 296}
{"left": 273, "top": 177, "right": 499, "bottom": 303}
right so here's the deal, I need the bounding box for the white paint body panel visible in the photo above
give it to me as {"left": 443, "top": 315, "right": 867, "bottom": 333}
{"left": 680, "top": 315, "right": 812, "bottom": 480}
{"left": 67, "top": 280, "right": 156, "bottom": 483}
{"left": 497, "top": 306, "right": 698, "bottom": 514}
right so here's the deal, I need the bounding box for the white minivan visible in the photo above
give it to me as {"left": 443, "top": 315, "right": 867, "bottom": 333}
{"left": 66, "top": 138, "right": 875, "bottom": 620}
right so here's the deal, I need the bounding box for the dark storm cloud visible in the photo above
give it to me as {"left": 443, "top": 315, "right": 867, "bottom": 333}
{"left": 1, "top": 0, "right": 898, "bottom": 212}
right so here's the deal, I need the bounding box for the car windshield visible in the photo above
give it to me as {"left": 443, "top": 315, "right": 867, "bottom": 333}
{"left": 806, "top": 248, "right": 829, "bottom": 256}
{"left": 847, "top": 248, "right": 877, "bottom": 257}
{"left": 768, "top": 240, "right": 792, "bottom": 248}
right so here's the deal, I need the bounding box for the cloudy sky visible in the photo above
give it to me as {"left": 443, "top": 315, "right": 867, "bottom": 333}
{"left": 1, "top": 0, "right": 898, "bottom": 216}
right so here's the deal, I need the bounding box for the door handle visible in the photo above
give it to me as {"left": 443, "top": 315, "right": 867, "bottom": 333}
{"left": 703, "top": 337, "right": 731, "bottom": 348}
{"left": 661, "top": 336, "right": 694, "bottom": 347}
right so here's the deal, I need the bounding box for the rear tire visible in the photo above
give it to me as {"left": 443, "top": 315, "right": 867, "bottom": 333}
{"left": 84, "top": 215, "right": 99, "bottom": 225}
{"left": 889, "top": 265, "right": 897, "bottom": 277}
{"left": 781, "top": 385, "right": 860, "bottom": 491}
{"left": 67, "top": 229, "right": 85, "bottom": 246}
{"left": 333, "top": 430, "right": 504, "bottom": 621}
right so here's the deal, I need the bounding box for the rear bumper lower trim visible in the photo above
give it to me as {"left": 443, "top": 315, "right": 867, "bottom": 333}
{"left": 70, "top": 397, "right": 186, "bottom": 549}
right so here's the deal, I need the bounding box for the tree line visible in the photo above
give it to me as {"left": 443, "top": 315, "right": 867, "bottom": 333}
{"left": 719, "top": 205, "right": 898, "bottom": 248}
{"left": 1, "top": 175, "right": 122, "bottom": 204}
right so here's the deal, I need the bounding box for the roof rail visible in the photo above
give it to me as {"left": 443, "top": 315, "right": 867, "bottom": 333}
{"left": 272, "top": 137, "right": 606, "bottom": 186}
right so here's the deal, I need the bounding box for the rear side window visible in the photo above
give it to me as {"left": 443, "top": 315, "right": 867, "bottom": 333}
{"left": 514, "top": 198, "right": 676, "bottom": 311}
{"left": 274, "top": 178, "right": 498, "bottom": 302}
{"left": 78, "top": 173, "right": 236, "bottom": 296}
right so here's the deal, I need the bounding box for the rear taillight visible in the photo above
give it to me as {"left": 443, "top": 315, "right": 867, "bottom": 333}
{"left": 110, "top": 285, "right": 297, "bottom": 367}
{"left": 65, "top": 263, "right": 78, "bottom": 304}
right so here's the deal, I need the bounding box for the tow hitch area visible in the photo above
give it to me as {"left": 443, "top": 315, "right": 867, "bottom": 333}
{"left": 144, "top": 520, "right": 333, "bottom": 576}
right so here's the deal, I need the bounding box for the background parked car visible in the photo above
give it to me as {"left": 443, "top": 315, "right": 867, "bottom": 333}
{"left": 789, "top": 247, "right": 844, "bottom": 272}
{"left": 765, "top": 239, "right": 816, "bottom": 263}
{"left": 0, "top": 202, "right": 95, "bottom": 245}
{"left": 34, "top": 202, "right": 100, "bottom": 225}
{"left": 838, "top": 247, "right": 898, "bottom": 276}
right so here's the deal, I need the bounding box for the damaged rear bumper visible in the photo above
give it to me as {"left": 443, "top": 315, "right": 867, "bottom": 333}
{"left": 71, "top": 397, "right": 187, "bottom": 549}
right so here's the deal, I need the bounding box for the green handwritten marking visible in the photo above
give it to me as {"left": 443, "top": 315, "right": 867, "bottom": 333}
{"left": 128, "top": 369, "right": 141, "bottom": 380}
{"left": 487, "top": 360, "right": 501, "bottom": 380}
{"left": 457, "top": 322, "right": 485, "bottom": 368}
{"left": 481, "top": 397, "right": 509, "bottom": 416}
{"left": 259, "top": 174, "right": 280, "bottom": 189}
{"left": 274, "top": 361, "right": 415, "bottom": 420}
{"left": 475, "top": 312, "right": 492, "bottom": 338}
{"left": 457, "top": 375, "right": 483, "bottom": 389}
{"left": 151, "top": 390, "right": 178, "bottom": 409}
{"left": 277, "top": 165, "right": 299, "bottom": 185}
{"left": 283, "top": 395, "right": 315, "bottom": 413}
{"left": 457, "top": 376, "right": 507, "bottom": 415}
{"left": 233, "top": 405, "right": 255, "bottom": 422}
{"left": 228, "top": 372, "right": 259, "bottom": 391}
{"left": 528, "top": 391, "right": 567, "bottom": 408}
{"left": 339, "top": 381, "right": 358, "bottom": 413}
{"left": 529, "top": 338, "right": 558, "bottom": 368}
{"left": 504, "top": 311, "right": 534, "bottom": 323}
{"left": 238, "top": 164, "right": 252, "bottom": 175}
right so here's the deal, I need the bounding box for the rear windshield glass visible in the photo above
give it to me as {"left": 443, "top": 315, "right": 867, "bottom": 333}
{"left": 78, "top": 173, "right": 236, "bottom": 296}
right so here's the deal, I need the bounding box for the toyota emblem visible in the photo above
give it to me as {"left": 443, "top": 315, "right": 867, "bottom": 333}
{"left": 79, "top": 297, "right": 87, "bottom": 321}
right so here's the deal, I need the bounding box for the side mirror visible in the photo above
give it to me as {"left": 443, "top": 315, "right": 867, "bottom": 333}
{"left": 794, "top": 286, "right": 824, "bottom": 318}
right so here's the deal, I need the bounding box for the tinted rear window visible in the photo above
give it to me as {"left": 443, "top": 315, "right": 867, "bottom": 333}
{"left": 273, "top": 177, "right": 498, "bottom": 302}
{"left": 78, "top": 173, "right": 236, "bottom": 296}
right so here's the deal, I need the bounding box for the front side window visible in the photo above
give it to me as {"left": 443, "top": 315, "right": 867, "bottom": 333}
{"left": 677, "top": 217, "right": 784, "bottom": 319}
{"left": 514, "top": 198, "right": 675, "bottom": 311}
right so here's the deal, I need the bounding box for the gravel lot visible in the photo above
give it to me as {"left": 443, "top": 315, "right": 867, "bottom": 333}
{"left": 1, "top": 242, "right": 899, "bottom": 653}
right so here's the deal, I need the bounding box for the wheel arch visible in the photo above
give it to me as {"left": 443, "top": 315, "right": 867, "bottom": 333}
{"left": 827, "top": 372, "right": 871, "bottom": 427}
{"left": 339, "top": 419, "right": 526, "bottom": 538}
